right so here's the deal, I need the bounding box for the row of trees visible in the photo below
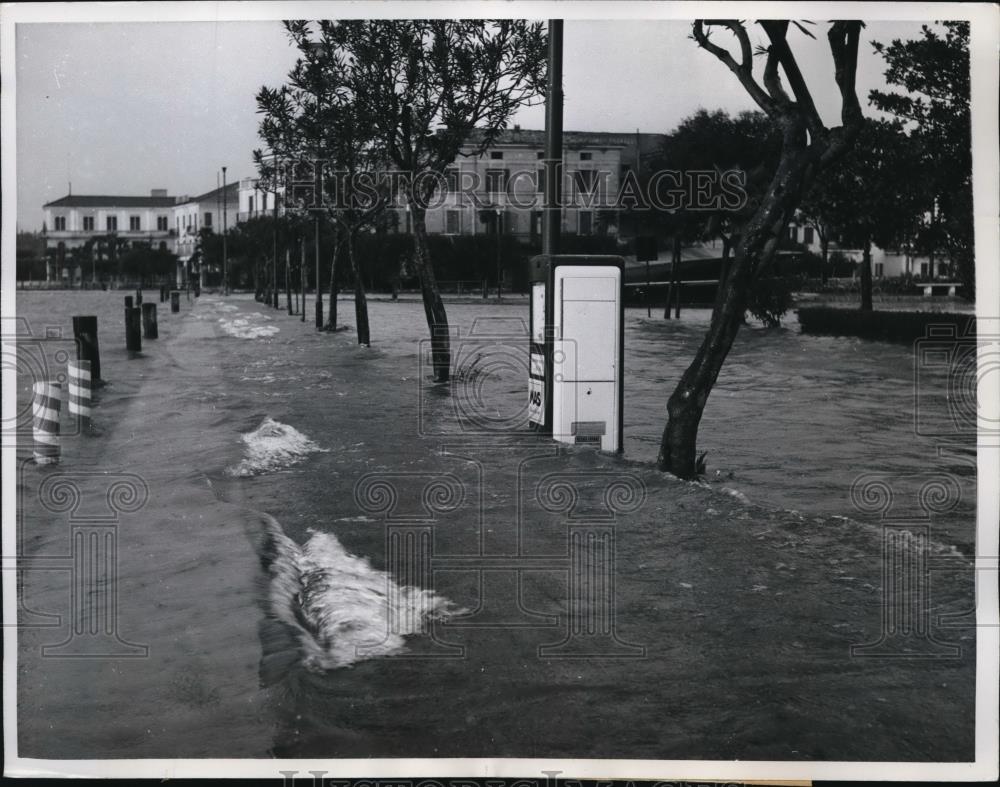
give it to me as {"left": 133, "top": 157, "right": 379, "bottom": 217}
{"left": 254, "top": 20, "right": 547, "bottom": 370}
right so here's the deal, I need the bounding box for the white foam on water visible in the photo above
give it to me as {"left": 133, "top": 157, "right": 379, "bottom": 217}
{"left": 218, "top": 315, "right": 279, "bottom": 339}
{"left": 260, "top": 517, "right": 462, "bottom": 671}
{"left": 226, "top": 417, "right": 327, "bottom": 476}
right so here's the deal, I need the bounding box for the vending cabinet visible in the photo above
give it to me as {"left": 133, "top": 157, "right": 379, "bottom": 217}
{"left": 528, "top": 255, "right": 624, "bottom": 453}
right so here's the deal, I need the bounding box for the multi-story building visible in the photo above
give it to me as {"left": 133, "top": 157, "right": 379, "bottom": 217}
{"left": 172, "top": 182, "right": 240, "bottom": 274}
{"left": 392, "top": 127, "right": 665, "bottom": 240}
{"left": 41, "top": 190, "right": 176, "bottom": 281}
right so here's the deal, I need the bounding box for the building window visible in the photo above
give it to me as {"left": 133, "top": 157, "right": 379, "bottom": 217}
{"left": 536, "top": 151, "right": 545, "bottom": 159}
{"left": 490, "top": 151, "right": 504, "bottom": 160}
{"left": 531, "top": 211, "right": 543, "bottom": 238}
{"left": 130, "top": 216, "right": 141, "bottom": 231}
{"left": 580, "top": 152, "right": 592, "bottom": 161}
{"left": 159, "top": 241, "right": 167, "bottom": 252}
{"left": 803, "top": 226, "right": 814, "bottom": 244}
{"left": 54, "top": 216, "right": 66, "bottom": 231}
{"left": 445, "top": 210, "right": 461, "bottom": 234}
{"left": 83, "top": 216, "right": 94, "bottom": 231}
{"left": 106, "top": 216, "right": 118, "bottom": 231}
{"left": 486, "top": 168, "right": 508, "bottom": 194}
{"left": 787, "top": 225, "right": 797, "bottom": 242}
{"left": 579, "top": 211, "right": 593, "bottom": 235}
{"left": 444, "top": 169, "right": 459, "bottom": 193}
{"left": 536, "top": 168, "right": 546, "bottom": 193}
{"left": 157, "top": 216, "right": 168, "bottom": 231}
{"left": 574, "top": 169, "right": 598, "bottom": 195}
{"left": 874, "top": 263, "right": 884, "bottom": 278}
{"left": 248, "top": 196, "right": 254, "bottom": 214}
{"left": 920, "top": 262, "right": 929, "bottom": 276}
{"left": 204, "top": 212, "right": 212, "bottom": 227}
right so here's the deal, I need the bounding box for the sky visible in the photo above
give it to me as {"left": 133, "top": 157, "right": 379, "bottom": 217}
{"left": 12, "top": 16, "right": 929, "bottom": 231}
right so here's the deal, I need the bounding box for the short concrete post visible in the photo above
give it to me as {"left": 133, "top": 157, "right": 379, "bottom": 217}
{"left": 124, "top": 295, "right": 134, "bottom": 309}
{"left": 125, "top": 307, "right": 142, "bottom": 357}
{"left": 170, "top": 290, "right": 180, "bottom": 313}
{"left": 68, "top": 360, "right": 92, "bottom": 431}
{"left": 71, "top": 315, "right": 102, "bottom": 384}
{"left": 141, "top": 302, "right": 158, "bottom": 339}
{"left": 32, "top": 382, "right": 61, "bottom": 465}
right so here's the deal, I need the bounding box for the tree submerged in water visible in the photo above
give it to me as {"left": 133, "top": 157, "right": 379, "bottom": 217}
{"left": 657, "top": 20, "right": 866, "bottom": 479}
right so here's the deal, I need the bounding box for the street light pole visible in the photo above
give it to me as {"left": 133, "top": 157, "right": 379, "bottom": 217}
{"left": 543, "top": 19, "right": 563, "bottom": 257}
{"left": 222, "top": 166, "right": 228, "bottom": 295}
{"left": 496, "top": 206, "right": 503, "bottom": 299}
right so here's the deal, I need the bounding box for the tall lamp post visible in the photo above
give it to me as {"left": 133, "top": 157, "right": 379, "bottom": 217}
{"left": 543, "top": 19, "right": 563, "bottom": 257}
{"left": 495, "top": 206, "right": 503, "bottom": 299}
{"left": 222, "top": 166, "right": 229, "bottom": 295}
{"left": 307, "top": 39, "right": 328, "bottom": 331}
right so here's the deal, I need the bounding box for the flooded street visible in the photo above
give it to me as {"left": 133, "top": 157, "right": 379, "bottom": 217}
{"left": 12, "top": 290, "right": 977, "bottom": 761}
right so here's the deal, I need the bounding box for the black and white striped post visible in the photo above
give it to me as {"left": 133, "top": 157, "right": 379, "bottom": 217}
{"left": 125, "top": 307, "right": 142, "bottom": 358}
{"left": 141, "top": 302, "right": 158, "bottom": 339}
{"left": 68, "top": 360, "right": 92, "bottom": 432}
{"left": 32, "top": 382, "right": 61, "bottom": 465}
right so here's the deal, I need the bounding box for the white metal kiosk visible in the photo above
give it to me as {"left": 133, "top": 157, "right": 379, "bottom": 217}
{"left": 528, "top": 255, "right": 625, "bottom": 453}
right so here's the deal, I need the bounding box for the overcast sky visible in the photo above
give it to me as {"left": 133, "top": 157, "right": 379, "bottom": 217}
{"left": 14, "top": 18, "right": 926, "bottom": 231}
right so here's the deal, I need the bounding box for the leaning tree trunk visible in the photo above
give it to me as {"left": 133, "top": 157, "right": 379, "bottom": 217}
{"left": 325, "top": 224, "right": 341, "bottom": 331}
{"left": 347, "top": 229, "right": 371, "bottom": 347}
{"left": 411, "top": 206, "right": 450, "bottom": 382}
{"left": 658, "top": 130, "right": 815, "bottom": 479}
{"left": 860, "top": 234, "right": 873, "bottom": 311}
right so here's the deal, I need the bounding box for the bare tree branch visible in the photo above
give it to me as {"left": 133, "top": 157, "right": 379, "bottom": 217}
{"left": 692, "top": 20, "right": 778, "bottom": 117}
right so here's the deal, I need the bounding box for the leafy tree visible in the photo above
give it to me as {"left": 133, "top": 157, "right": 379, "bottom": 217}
{"left": 869, "top": 21, "right": 972, "bottom": 296}
{"left": 331, "top": 20, "right": 547, "bottom": 381}
{"left": 657, "top": 20, "right": 865, "bottom": 479}
{"left": 799, "top": 118, "right": 927, "bottom": 310}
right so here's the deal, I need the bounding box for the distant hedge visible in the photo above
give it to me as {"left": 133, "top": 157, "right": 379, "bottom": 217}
{"left": 797, "top": 307, "right": 975, "bottom": 343}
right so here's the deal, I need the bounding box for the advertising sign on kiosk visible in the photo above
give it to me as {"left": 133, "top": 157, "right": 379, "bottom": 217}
{"left": 528, "top": 254, "right": 625, "bottom": 453}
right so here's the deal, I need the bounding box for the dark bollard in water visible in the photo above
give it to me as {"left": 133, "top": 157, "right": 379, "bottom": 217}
{"left": 125, "top": 307, "right": 142, "bottom": 357}
{"left": 170, "top": 291, "right": 180, "bottom": 313}
{"left": 141, "top": 302, "right": 158, "bottom": 339}
{"left": 71, "top": 315, "right": 102, "bottom": 384}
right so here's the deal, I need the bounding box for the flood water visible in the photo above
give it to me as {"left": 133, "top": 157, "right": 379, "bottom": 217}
{"left": 13, "top": 290, "right": 977, "bottom": 552}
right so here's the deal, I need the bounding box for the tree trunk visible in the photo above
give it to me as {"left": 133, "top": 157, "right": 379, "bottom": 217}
{"left": 658, "top": 130, "right": 814, "bottom": 479}
{"left": 347, "top": 230, "right": 371, "bottom": 346}
{"left": 411, "top": 207, "right": 450, "bottom": 382}
{"left": 820, "top": 233, "right": 829, "bottom": 284}
{"left": 285, "top": 247, "right": 292, "bottom": 315}
{"left": 300, "top": 239, "right": 306, "bottom": 323}
{"left": 325, "top": 224, "right": 341, "bottom": 331}
{"left": 860, "top": 234, "right": 873, "bottom": 311}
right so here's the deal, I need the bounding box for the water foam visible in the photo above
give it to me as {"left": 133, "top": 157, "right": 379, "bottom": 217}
{"left": 218, "top": 315, "right": 279, "bottom": 339}
{"left": 227, "top": 417, "right": 327, "bottom": 477}
{"left": 260, "top": 517, "right": 462, "bottom": 672}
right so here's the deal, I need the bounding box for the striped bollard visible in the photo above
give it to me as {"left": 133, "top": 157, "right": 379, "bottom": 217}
{"left": 32, "top": 382, "right": 61, "bottom": 465}
{"left": 68, "top": 360, "right": 92, "bottom": 431}
{"left": 125, "top": 307, "right": 142, "bottom": 357}
{"left": 141, "top": 302, "right": 158, "bottom": 339}
{"left": 170, "top": 291, "right": 180, "bottom": 313}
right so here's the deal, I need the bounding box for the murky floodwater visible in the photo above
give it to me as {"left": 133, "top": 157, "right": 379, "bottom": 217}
{"left": 13, "top": 290, "right": 977, "bottom": 552}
